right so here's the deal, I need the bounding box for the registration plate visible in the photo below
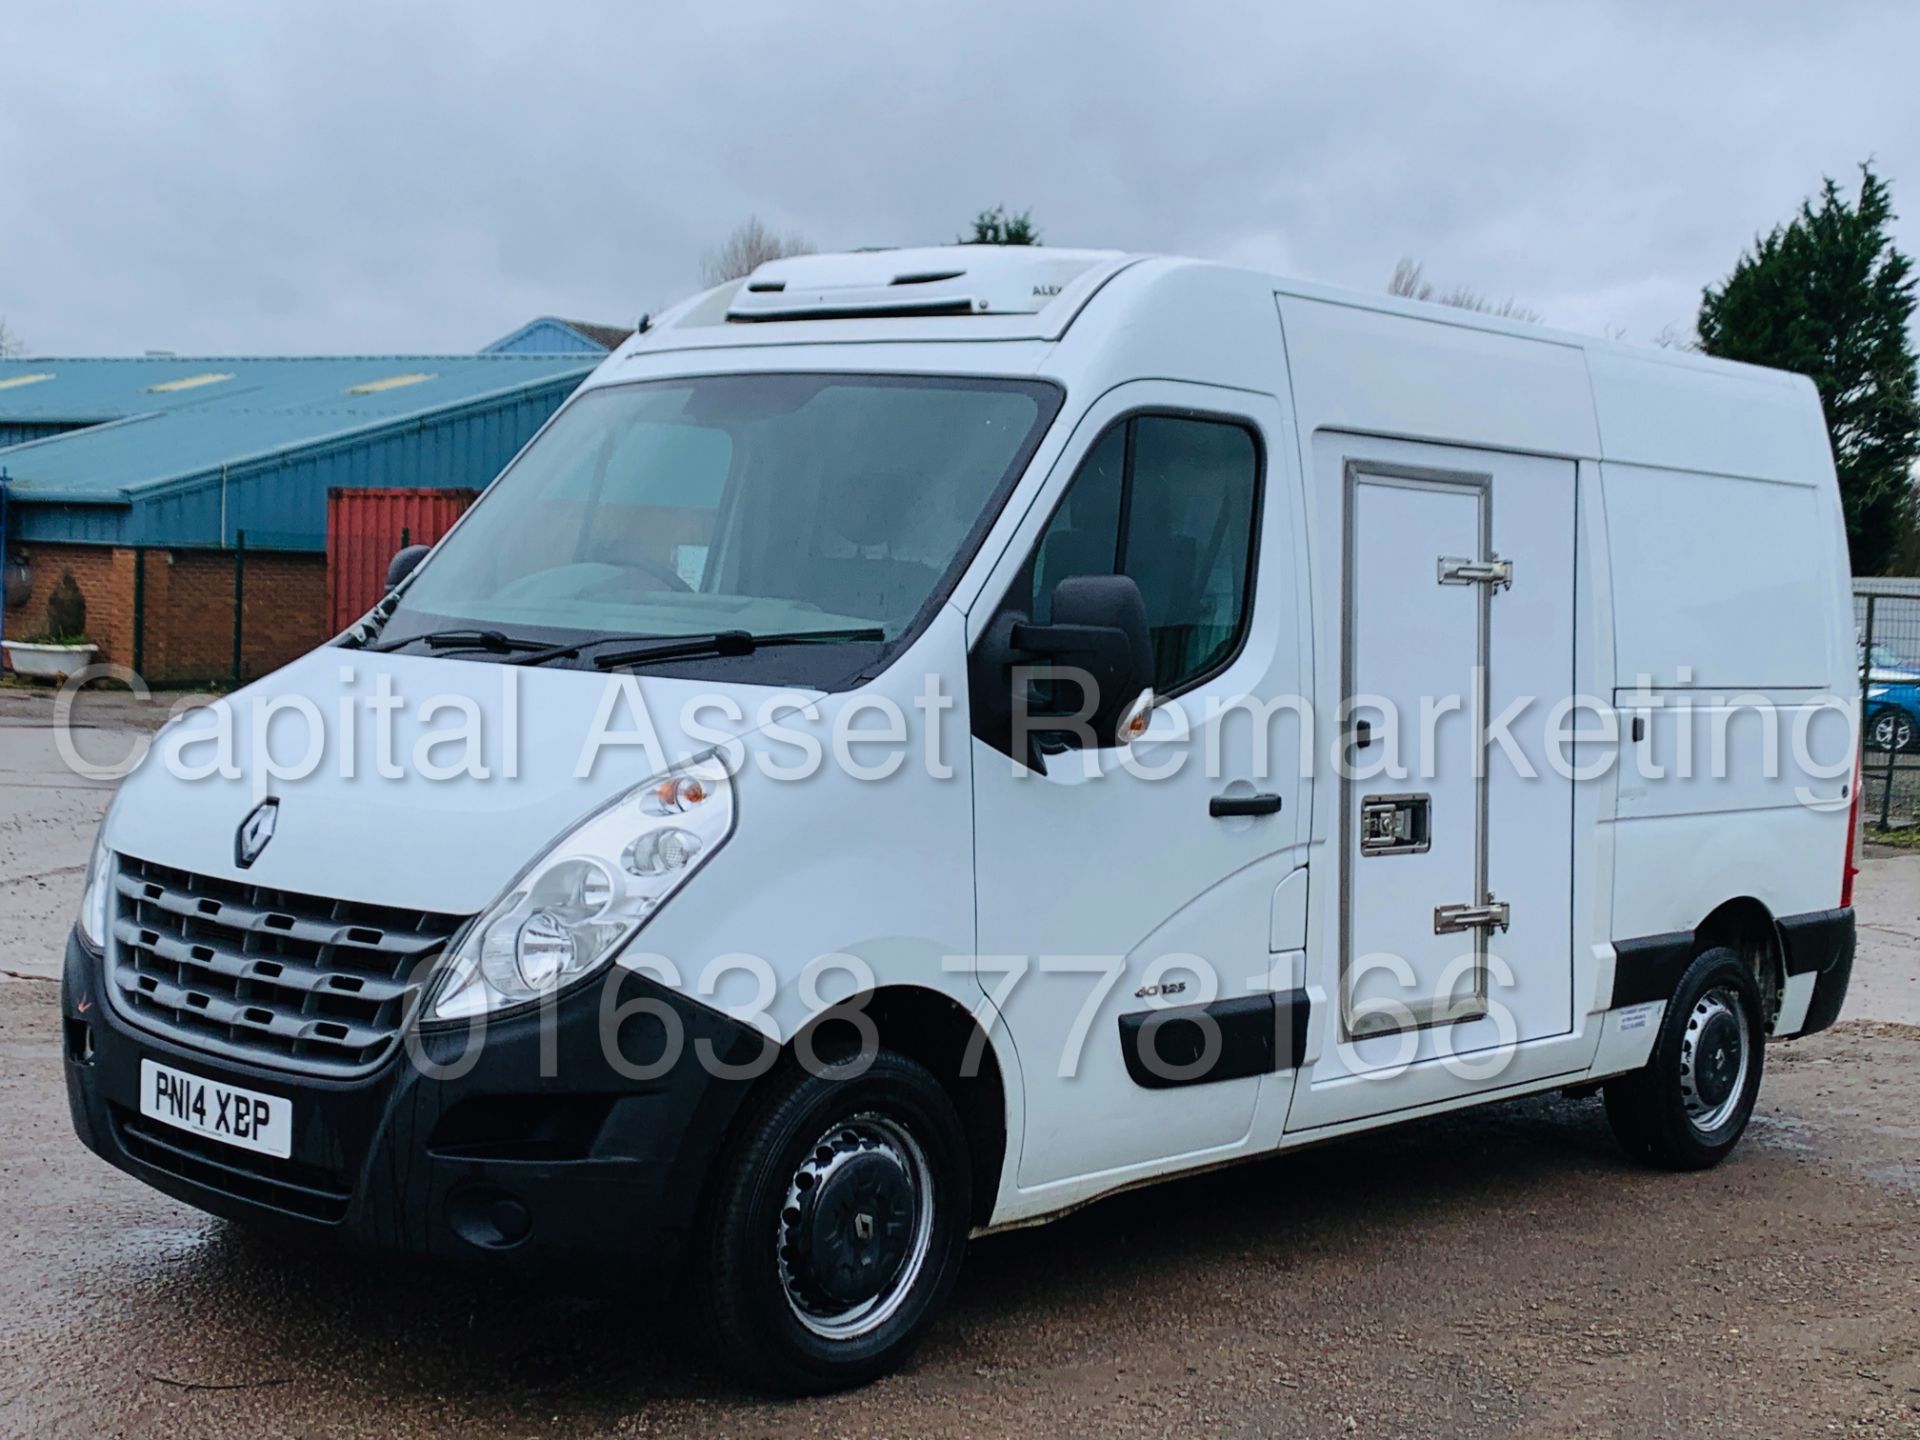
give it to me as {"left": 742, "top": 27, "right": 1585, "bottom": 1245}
{"left": 139, "top": 1059, "right": 292, "bottom": 1159}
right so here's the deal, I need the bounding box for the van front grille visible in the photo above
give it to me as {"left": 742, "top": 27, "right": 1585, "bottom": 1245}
{"left": 105, "top": 854, "right": 465, "bottom": 1077}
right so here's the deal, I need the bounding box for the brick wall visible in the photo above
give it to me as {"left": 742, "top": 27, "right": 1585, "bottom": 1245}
{"left": 4, "top": 542, "right": 329, "bottom": 686}
{"left": 239, "top": 552, "right": 329, "bottom": 680}
{"left": 3, "top": 543, "right": 136, "bottom": 668}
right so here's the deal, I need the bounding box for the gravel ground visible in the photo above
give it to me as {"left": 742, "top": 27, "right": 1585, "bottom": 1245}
{"left": 0, "top": 689, "right": 1916, "bottom": 1437}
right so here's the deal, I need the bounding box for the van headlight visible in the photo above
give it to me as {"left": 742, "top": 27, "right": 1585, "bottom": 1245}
{"left": 77, "top": 828, "right": 113, "bottom": 951}
{"left": 428, "top": 755, "right": 735, "bottom": 1021}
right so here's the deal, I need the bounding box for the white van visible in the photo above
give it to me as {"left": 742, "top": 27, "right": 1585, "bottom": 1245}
{"left": 64, "top": 247, "right": 1859, "bottom": 1392}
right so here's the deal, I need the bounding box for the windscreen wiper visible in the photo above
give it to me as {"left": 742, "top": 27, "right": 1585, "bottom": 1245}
{"left": 368, "top": 628, "right": 553, "bottom": 655}
{"left": 586, "top": 627, "right": 886, "bottom": 671}
{"left": 374, "top": 625, "right": 886, "bottom": 667}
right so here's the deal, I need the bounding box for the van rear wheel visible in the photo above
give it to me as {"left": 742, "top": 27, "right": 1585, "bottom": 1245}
{"left": 1604, "top": 947, "right": 1765, "bottom": 1170}
{"left": 695, "top": 1051, "right": 971, "bottom": 1393}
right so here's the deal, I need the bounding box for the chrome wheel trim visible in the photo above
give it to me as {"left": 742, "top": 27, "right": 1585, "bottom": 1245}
{"left": 1871, "top": 711, "right": 1911, "bottom": 751}
{"left": 1679, "top": 987, "right": 1752, "bottom": 1135}
{"left": 775, "top": 1112, "right": 935, "bottom": 1341}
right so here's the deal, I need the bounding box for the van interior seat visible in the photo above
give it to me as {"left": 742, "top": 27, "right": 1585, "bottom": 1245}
{"left": 805, "top": 470, "right": 941, "bottom": 624}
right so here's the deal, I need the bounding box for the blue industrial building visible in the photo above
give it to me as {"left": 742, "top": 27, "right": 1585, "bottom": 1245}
{"left": 0, "top": 347, "right": 599, "bottom": 681}
{"left": 482, "top": 316, "right": 632, "bottom": 356}
{"left": 0, "top": 352, "right": 597, "bottom": 550}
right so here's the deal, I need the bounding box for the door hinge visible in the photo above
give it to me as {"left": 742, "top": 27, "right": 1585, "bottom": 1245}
{"left": 1437, "top": 555, "right": 1513, "bottom": 590}
{"left": 1433, "top": 897, "right": 1511, "bottom": 934}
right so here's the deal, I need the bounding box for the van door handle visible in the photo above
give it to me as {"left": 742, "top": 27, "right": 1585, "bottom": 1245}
{"left": 1210, "top": 792, "right": 1283, "bottom": 818}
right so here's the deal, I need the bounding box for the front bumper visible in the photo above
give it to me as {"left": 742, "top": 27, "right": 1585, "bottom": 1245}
{"left": 62, "top": 928, "right": 764, "bottom": 1288}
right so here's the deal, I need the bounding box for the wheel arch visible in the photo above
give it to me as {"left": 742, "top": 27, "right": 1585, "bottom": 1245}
{"left": 1694, "top": 896, "right": 1786, "bottom": 1032}
{"left": 771, "top": 984, "right": 1014, "bottom": 1231}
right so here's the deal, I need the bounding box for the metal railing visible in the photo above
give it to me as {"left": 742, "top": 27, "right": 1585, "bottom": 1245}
{"left": 127, "top": 528, "right": 313, "bottom": 688}
{"left": 1856, "top": 584, "right": 1920, "bottom": 831}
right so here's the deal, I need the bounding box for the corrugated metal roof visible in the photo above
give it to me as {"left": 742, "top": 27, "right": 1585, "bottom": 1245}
{"left": 482, "top": 317, "right": 632, "bottom": 355}
{"left": 0, "top": 354, "right": 597, "bottom": 504}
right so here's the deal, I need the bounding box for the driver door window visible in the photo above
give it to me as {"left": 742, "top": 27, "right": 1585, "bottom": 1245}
{"left": 1025, "top": 413, "right": 1261, "bottom": 696}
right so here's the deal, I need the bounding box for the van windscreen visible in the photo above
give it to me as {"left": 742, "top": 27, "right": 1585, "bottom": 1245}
{"left": 380, "top": 373, "right": 1059, "bottom": 671}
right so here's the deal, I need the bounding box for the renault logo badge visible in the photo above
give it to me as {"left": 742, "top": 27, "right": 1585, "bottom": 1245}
{"left": 235, "top": 798, "right": 279, "bottom": 869}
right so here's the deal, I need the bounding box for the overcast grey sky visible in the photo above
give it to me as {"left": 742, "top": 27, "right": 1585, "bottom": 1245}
{"left": 5, "top": 1, "right": 1917, "bottom": 357}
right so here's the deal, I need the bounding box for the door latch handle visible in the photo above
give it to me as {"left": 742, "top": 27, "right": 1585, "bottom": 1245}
{"left": 1437, "top": 556, "right": 1514, "bottom": 590}
{"left": 1433, "top": 898, "right": 1511, "bottom": 934}
{"left": 1210, "top": 792, "right": 1283, "bottom": 819}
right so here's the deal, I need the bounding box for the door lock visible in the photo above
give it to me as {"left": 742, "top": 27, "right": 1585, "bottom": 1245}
{"left": 1359, "top": 793, "right": 1430, "bottom": 855}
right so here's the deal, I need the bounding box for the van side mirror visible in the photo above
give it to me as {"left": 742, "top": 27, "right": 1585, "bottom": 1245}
{"left": 970, "top": 574, "right": 1155, "bottom": 769}
{"left": 386, "top": 544, "right": 430, "bottom": 592}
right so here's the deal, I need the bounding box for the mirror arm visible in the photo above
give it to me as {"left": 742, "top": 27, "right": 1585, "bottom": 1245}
{"left": 1007, "top": 620, "right": 1123, "bottom": 660}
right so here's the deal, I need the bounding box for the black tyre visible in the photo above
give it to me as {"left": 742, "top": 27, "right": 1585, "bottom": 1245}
{"left": 1868, "top": 706, "right": 1914, "bottom": 753}
{"left": 1604, "top": 946, "right": 1765, "bottom": 1170}
{"left": 695, "top": 1051, "right": 971, "bottom": 1393}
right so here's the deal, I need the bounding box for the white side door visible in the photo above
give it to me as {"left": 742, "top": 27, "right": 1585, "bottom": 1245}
{"left": 1342, "top": 467, "right": 1492, "bottom": 1037}
{"left": 1290, "top": 437, "right": 1578, "bottom": 1132}
{"left": 967, "top": 384, "right": 1308, "bottom": 1193}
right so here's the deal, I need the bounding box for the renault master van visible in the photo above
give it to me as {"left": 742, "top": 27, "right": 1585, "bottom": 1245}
{"left": 64, "top": 247, "right": 1859, "bottom": 1392}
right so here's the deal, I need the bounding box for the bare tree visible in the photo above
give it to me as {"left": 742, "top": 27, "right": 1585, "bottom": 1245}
{"left": 1388, "top": 257, "right": 1540, "bottom": 323}
{"left": 0, "top": 318, "right": 20, "bottom": 358}
{"left": 1652, "top": 321, "right": 1698, "bottom": 351}
{"left": 1387, "top": 257, "right": 1434, "bottom": 301}
{"left": 702, "top": 216, "right": 813, "bottom": 286}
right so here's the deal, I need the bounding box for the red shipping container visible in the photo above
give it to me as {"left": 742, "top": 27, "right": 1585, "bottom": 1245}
{"left": 326, "top": 487, "right": 478, "bottom": 635}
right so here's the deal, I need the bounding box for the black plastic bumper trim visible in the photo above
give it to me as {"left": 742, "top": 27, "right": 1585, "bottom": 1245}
{"left": 1608, "top": 907, "right": 1855, "bottom": 1035}
{"left": 113, "top": 1107, "right": 354, "bottom": 1223}
{"left": 1608, "top": 930, "right": 1695, "bottom": 1010}
{"left": 1787, "top": 908, "right": 1855, "bottom": 1039}
{"left": 1118, "top": 989, "right": 1309, "bottom": 1090}
{"left": 1778, "top": 907, "right": 1855, "bottom": 978}
{"left": 61, "top": 925, "right": 764, "bottom": 1287}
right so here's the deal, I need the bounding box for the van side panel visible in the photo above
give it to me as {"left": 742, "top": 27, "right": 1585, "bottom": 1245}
{"left": 1593, "top": 352, "right": 1854, "bottom": 954}
{"left": 1600, "top": 463, "right": 1837, "bottom": 689}
{"left": 1584, "top": 346, "right": 1827, "bottom": 486}
{"left": 1612, "top": 806, "right": 1849, "bottom": 941}
{"left": 1273, "top": 293, "right": 1600, "bottom": 460}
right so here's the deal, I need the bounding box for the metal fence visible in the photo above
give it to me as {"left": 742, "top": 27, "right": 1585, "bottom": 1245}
{"left": 1857, "top": 582, "right": 1920, "bottom": 831}
{"left": 126, "top": 528, "right": 318, "bottom": 688}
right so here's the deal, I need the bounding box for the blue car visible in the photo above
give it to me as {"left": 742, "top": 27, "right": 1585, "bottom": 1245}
{"left": 1864, "top": 643, "right": 1920, "bottom": 751}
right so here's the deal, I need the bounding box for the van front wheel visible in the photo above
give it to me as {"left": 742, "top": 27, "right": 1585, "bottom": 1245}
{"left": 695, "top": 1051, "right": 971, "bottom": 1393}
{"left": 1604, "top": 947, "right": 1765, "bottom": 1170}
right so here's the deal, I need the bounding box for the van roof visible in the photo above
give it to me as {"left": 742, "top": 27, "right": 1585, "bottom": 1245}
{"left": 628, "top": 247, "right": 1144, "bottom": 349}
{"left": 612, "top": 245, "right": 1817, "bottom": 410}
{"left": 724, "top": 246, "right": 1132, "bottom": 324}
